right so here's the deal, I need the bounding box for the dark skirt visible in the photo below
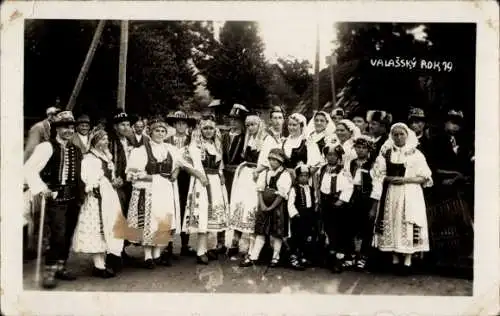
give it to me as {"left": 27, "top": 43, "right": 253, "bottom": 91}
{"left": 254, "top": 189, "right": 289, "bottom": 238}
{"left": 426, "top": 186, "right": 473, "bottom": 270}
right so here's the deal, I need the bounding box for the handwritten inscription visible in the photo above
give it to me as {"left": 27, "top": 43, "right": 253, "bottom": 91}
{"left": 370, "top": 57, "right": 454, "bottom": 72}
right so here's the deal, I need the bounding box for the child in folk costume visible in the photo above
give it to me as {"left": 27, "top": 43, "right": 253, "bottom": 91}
{"left": 240, "top": 148, "right": 292, "bottom": 268}
{"left": 371, "top": 123, "right": 432, "bottom": 275}
{"left": 162, "top": 111, "right": 198, "bottom": 258}
{"left": 287, "top": 163, "right": 317, "bottom": 270}
{"left": 183, "top": 114, "right": 230, "bottom": 265}
{"left": 343, "top": 135, "right": 379, "bottom": 271}
{"left": 72, "top": 130, "right": 124, "bottom": 278}
{"left": 122, "top": 117, "right": 204, "bottom": 269}
{"left": 314, "top": 144, "right": 354, "bottom": 273}
{"left": 226, "top": 113, "right": 268, "bottom": 259}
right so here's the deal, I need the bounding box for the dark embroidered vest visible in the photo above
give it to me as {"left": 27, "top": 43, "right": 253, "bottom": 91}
{"left": 144, "top": 142, "right": 173, "bottom": 176}
{"left": 243, "top": 146, "right": 259, "bottom": 164}
{"left": 319, "top": 164, "right": 342, "bottom": 195}
{"left": 384, "top": 149, "right": 406, "bottom": 177}
{"left": 224, "top": 132, "right": 245, "bottom": 166}
{"left": 41, "top": 139, "right": 81, "bottom": 188}
{"left": 265, "top": 168, "right": 286, "bottom": 191}
{"left": 202, "top": 149, "right": 221, "bottom": 174}
{"left": 350, "top": 158, "right": 373, "bottom": 194}
{"left": 283, "top": 138, "right": 307, "bottom": 169}
{"left": 316, "top": 137, "right": 326, "bottom": 155}
{"left": 109, "top": 133, "right": 131, "bottom": 181}
{"left": 293, "top": 184, "right": 314, "bottom": 212}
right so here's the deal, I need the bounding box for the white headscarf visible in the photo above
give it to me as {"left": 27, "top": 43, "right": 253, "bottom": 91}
{"left": 379, "top": 122, "right": 419, "bottom": 156}
{"left": 305, "top": 111, "right": 336, "bottom": 143}
{"left": 337, "top": 119, "right": 361, "bottom": 141}
{"left": 242, "top": 114, "right": 267, "bottom": 154}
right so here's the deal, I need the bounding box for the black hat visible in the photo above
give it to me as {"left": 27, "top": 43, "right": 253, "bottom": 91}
{"left": 52, "top": 111, "right": 76, "bottom": 127}
{"left": 408, "top": 108, "right": 426, "bottom": 121}
{"left": 76, "top": 114, "right": 91, "bottom": 125}
{"left": 166, "top": 110, "right": 197, "bottom": 126}
{"left": 366, "top": 110, "right": 393, "bottom": 127}
{"left": 229, "top": 103, "right": 249, "bottom": 120}
{"left": 445, "top": 109, "right": 464, "bottom": 125}
{"left": 113, "top": 111, "right": 130, "bottom": 124}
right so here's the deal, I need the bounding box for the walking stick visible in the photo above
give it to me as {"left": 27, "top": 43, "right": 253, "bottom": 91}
{"left": 34, "top": 195, "right": 47, "bottom": 284}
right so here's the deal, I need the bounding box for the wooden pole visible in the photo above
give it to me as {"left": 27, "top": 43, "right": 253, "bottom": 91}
{"left": 329, "top": 55, "right": 336, "bottom": 106}
{"left": 313, "top": 22, "right": 320, "bottom": 111}
{"left": 66, "top": 20, "right": 106, "bottom": 111}
{"left": 117, "top": 20, "right": 129, "bottom": 111}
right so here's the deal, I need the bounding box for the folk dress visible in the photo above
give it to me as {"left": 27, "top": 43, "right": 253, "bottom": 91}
{"left": 282, "top": 135, "right": 322, "bottom": 170}
{"left": 228, "top": 136, "right": 261, "bottom": 234}
{"left": 183, "top": 142, "right": 229, "bottom": 234}
{"left": 371, "top": 147, "right": 433, "bottom": 254}
{"left": 72, "top": 150, "right": 124, "bottom": 254}
{"left": 121, "top": 141, "right": 184, "bottom": 246}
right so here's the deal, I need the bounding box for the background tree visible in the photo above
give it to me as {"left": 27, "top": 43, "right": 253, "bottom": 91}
{"left": 195, "top": 21, "right": 271, "bottom": 113}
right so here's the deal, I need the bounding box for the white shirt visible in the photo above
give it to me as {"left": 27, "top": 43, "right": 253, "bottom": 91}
{"left": 24, "top": 136, "right": 70, "bottom": 195}
{"left": 172, "top": 135, "right": 188, "bottom": 149}
{"left": 316, "top": 165, "right": 353, "bottom": 202}
{"left": 135, "top": 133, "right": 143, "bottom": 143}
{"left": 119, "top": 137, "right": 131, "bottom": 165}
{"left": 287, "top": 184, "right": 312, "bottom": 218}
{"left": 78, "top": 133, "right": 89, "bottom": 150}
{"left": 256, "top": 166, "right": 292, "bottom": 199}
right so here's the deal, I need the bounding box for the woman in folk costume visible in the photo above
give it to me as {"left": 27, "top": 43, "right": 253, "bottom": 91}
{"left": 72, "top": 130, "right": 124, "bottom": 278}
{"left": 283, "top": 113, "right": 323, "bottom": 176}
{"left": 162, "top": 111, "right": 198, "bottom": 258}
{"left": 305, "top": 110, "right": 337, "bottom": 160}
{"left": 183, "top": 114, "right": 230, "bottom": 265}
{"left": 331, "top": 119, "right": 361, "bottom": 164}
{"left": 226, "top": 112, "right": 268, "bottom": 259}
{"left": 252, "top": 105, "right": 286, "bottom": 181}
{"left": 371, "top": 123, "right": 433, "bottom": 275}
{"left": 122, "top": 117, "right": 204, "bottom": 269}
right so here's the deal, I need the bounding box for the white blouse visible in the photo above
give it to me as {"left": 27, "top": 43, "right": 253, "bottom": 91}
{"left": 256, "top": 166, "right": 292, "bottom": 199}
{"left": 282, "top": 135, "right": 323, "bottom": 168}
{"left": 257, "top": 134, "right": 283, "bottom": 168}
{"left": 315, "top": 164, "right": 353, "bottom": 203}
{"left": 81, "top": 150, "right": 114, "bottom": 193}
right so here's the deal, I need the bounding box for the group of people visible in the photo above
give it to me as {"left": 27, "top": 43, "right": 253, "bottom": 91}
{"left": 23, "top": 102, "right": 474, "bottom": 289}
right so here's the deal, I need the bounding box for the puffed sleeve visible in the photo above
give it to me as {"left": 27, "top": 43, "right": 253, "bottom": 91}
{"left": 306, "top": 141, "right": 323, "bottom": 168}
{"left": 187, "top": 144, "right": 205, "bottom": 175}
{"left": 287, "top": 187, "right": 299, "bottom": 217}
{"left": 24, "top": 142, "right": 53, "bottom": 195}
{"left": 80, "top": 154, "right": 104, "bottom": 193}
{"left": 412, "top": 150, "right": 433, "bottom": 188}
{"left": 370, "top": 155, "right": 386, "bottom": 200}
{"left": 338, "top": 168, "right": 354, "bottom": 203}
{"left": 276, "top": 171, "right": 292, "bottom": 199}
{"left": 126, "top": 146, "right": 147, "bottom": 180}
{"left": 257, "top": 135, "right": 274, "bottom": 168}
{"left": 256, "top": 171, "right": 266, "bottom": 192}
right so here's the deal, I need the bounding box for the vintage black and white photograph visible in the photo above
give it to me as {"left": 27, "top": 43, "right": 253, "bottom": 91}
{"left": 2, "top": 1, "right": 499, "bottom": 316}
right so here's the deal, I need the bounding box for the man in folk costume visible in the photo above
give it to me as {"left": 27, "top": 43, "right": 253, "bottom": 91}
{"left": 217, "top": 103, "right": 248, "bottom": 256}
{"left": 121, "top": 117, "right": 205, "bottom": 268}
{"left": 130, "top": 115, "right": 150, "bottom": 147}
{"left": 407, "top": 108, "right": 432, "bottom": 159}
{"left": 24, "top": 111, "right": 84, "bottom": 289}
{"left": 24, "top": 106, "right": 61, "bottom": 162}
{"left": 106, "top": 111, "right": 137, "bottom": 269}
{"left": 71, "top": 114, "right": 92, "bottom": 154}
{"left": 367, "top": 110, "right": 393, "bottom": 156}
{"left": 161, "top": 111, "right": 198, "bottom": 259}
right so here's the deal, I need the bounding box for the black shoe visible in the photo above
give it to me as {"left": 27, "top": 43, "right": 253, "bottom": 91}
{"left": 396, "top": 264, "right": 412, "bottom": 276}
{"left": 206, "top": 249, "right": 218, "bottom": 261}
{"left": 92, "top": 267, "right": 116, "bottom": 278}
{"left": 239, "top": 257, "right": 255, "bottom": 267}
{"left": 180, "top": 246, "right": 197, "bottom": 257}
{"left": 122, "top": 251, "right": 137, "bottom": 265}
{"left": 290, "top": 256, "right": 306, "bottom": 271}
{"left": 106, "top": 254, "right": 123, "bottom": 274}
{"left": 158, "top": 251, "right": 172, "bottom": 267}
{"left": 144, "top": 259, "right": 155, "bottom": 269}
{"left": 42, "top": 271, "right": 58, "bottom": 289}
{"left": 227, "top": 247, "right": 239, "bottom": 258}
{"left": 330, "top": 259, "right": 344, "bottom": 274}
{"left": 197, "top": 254, "right": 209, "bottom": 265}
{"left": 55, "top": 268, "right": 77, "bottom": 281}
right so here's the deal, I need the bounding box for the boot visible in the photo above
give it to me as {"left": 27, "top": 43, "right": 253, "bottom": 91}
{"left": 92, "top": 267, "right": 116, "bottom": 279}
{"left": 42, "top": 265, "right": 58, "bottom": 289}
{"left": 106, "top": 253, "right": 123, "bottom": 274}
{"left": 55, "top": 260, "right": 77, "bottom": 281}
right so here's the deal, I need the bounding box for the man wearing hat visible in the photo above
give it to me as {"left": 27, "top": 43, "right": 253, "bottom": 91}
{"left": 408, "top": 107, "right": 431, "bottom": 158}
{"left": 24, "top": 111, "right": 84, "bottom": 289}
{"left": 330, "top": 107, "right": 345, "bottom": 125}
{"left": 24, "top": 106, "right": 61, "bottom": 162}
{"left": 367, "top": 110, "right": 393, "bottom": 156}
{"left": 71, "top": 114, "right": 92, "bottom": 154}
{"left": 162, "top": 111, "right": 198, "bottom": 258}
{"left": 106, "top": 110, "right": 137, "bottom": 269}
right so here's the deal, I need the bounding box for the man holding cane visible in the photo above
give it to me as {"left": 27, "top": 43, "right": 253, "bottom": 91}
{"left": 24, "top": 111, "right": 84, "bottom": 289}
